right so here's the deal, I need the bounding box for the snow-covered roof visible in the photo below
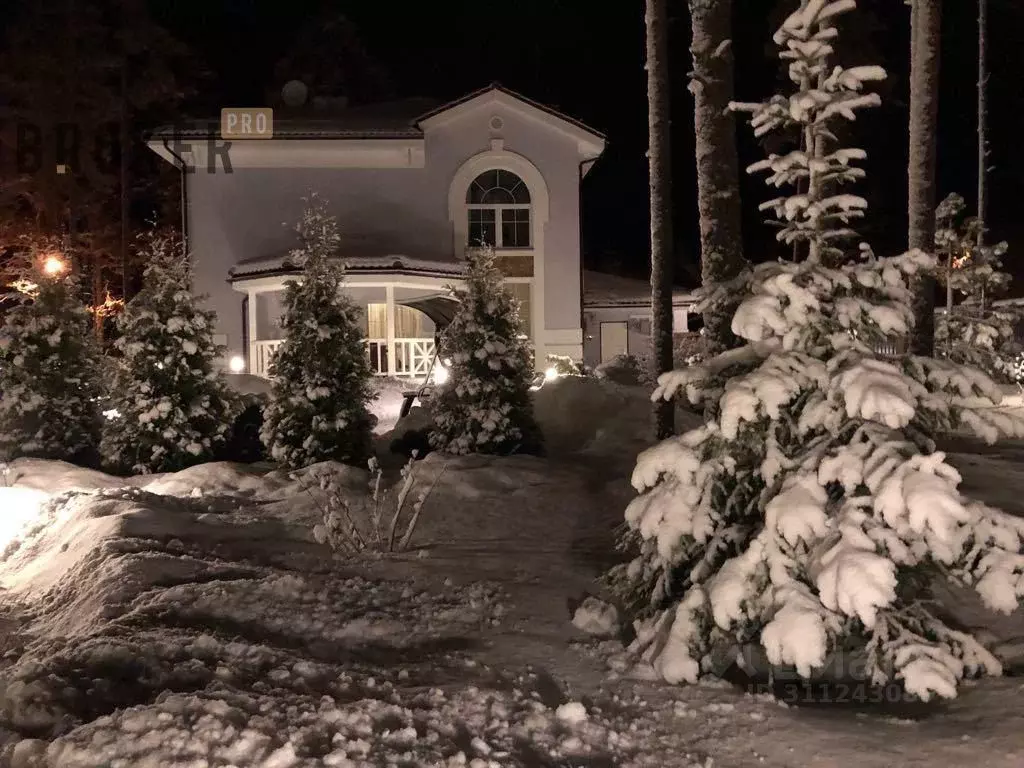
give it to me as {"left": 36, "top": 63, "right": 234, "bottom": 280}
{"left": 229, "top": 252, "right": 466, "bottom": 281}
{"left": 150, "top": 98, "right": 435, "bottom": 141}
{"left": 148, "top": 85, "right": 604, "bottom": 149}
{"left": 582, "top": 270, "right": 695, "bottom": 308}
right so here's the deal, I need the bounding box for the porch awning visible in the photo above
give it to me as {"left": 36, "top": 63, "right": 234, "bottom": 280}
{"left": 400, "top": 294, "right": 460, "bottom": 329}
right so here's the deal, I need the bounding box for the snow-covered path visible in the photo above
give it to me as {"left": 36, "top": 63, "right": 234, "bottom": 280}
{"left": 1, "top": 445, "right": 1023, "bottom": 766}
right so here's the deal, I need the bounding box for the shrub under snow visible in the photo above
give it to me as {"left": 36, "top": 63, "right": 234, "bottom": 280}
{"left": 429, "top": 247, "right": 541, "bottom": 456}
{"left": 933, "top": 192, "right": 1020, "bottom": 381}
{"left": 609, "top": 0, "right": 1024, "bottom": 702}
{"left": 260, "top": 194, "right": 376, "bottom": 469}
{"left": 0, "top": 254, "right": 102, "bottom": 467}
{"left": 101, "top": 229, "right": 237, "bottom": 474}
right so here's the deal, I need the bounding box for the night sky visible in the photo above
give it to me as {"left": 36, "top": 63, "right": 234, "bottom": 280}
{"left": 151, "top": 0, "right": 1024, "bottom": 289}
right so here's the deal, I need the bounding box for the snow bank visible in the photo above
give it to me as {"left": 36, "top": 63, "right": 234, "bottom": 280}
{"left": 368, "top": 376, "right": 416, "bottom": 436}
{"left": 532, "top": 376, "right": 703, "bottom": 463}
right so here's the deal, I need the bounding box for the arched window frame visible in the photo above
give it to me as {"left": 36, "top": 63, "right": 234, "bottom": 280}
{"left": 464, "top": 169, "right": 532, "bottom": 249}
{"left": 448, "top": 150, "right": 548, "bottom": 257}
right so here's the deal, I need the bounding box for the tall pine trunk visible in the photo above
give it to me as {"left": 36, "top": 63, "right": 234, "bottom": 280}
{"left": 120, "top": 55, "right": 131, "bottom": 301}
{"left": 647, "top": 0, "right": 675, "bottom": 439}
{"left": 908, "top": 0, "right": 942, "bottom": 356}
{"left": 688, "top": 0, "right": 744, "bottom": 352}
{"left": 977, "top": 0, "right": 988, "bottom": 249}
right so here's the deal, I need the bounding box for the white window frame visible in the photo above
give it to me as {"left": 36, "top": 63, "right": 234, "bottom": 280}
{"left": 465, "top": 169, "right": 532, "bottom": 250}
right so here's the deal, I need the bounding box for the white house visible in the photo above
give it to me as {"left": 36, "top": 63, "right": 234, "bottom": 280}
{"left": 148, "top": 84, "right": 695, "bottom": 378}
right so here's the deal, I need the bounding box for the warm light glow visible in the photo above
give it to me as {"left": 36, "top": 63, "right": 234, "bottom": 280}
{"left": 229, "top": 355, "right": 246, "bottom": 373}
{"left": 432, "top": 361, "right": 449, "bottom": 385}
{"left": 544, "top": 367, "right": 559, "bottom": 381}
{"left": 92, "top": 292, "right": 125, "bottom": 319}
{"left": 42, "top": 254, "right": 66, "bottom": 276}
{"left": 0, "top": 487, "right": 50, "bottom": 550}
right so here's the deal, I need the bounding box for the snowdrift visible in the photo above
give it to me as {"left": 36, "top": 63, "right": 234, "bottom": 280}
{"left": 0, "top": 458, "right": 647, "bottom": 766}
{"left": 532, "top": 376, "right": 703, "bottom": 463}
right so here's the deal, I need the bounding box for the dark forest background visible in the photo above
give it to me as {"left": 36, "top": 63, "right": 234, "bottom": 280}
{"left": 1, "top": 0, "right": 1022, "bottom": 294}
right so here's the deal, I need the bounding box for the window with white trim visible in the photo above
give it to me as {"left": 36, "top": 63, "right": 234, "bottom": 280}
{"left": 466, "top": 169, "right": 531, "bottom": 249}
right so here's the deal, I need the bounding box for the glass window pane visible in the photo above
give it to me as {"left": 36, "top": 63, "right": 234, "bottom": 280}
{"left": 480, "top": 187, "right": 514, "bottom": 205}
{"left": 468, "top": 208, "right": 496, "bottom": 247}
{"left": 366, "top": 303, "right": 386, "bottom": 339}
{"left": 466, "top": 169, "right": 530, "bottom": 204}
{"left": 500, "top": 208, "right": 531, "bottom": 248}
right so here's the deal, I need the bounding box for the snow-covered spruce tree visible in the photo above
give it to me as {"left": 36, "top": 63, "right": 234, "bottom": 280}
{"left": 608, "top": 0, "right": 1024, "bottom": 702}
{"left": 101, "top": 230, "right": 237, "bottom": 474}
{"left": 730, "top": 0, "right": 885, "bottom": 265}
{"left": 0, "top": 252, "right": 102, "bottom": 466}
{"left": 429, "top": 247, "right": 541, "bottom": 456}
{"left": 260, "top": 194, "right": 375, "bottom": 469}
{"left": 934, "top": 193, "right": 1019, "bottom": 380}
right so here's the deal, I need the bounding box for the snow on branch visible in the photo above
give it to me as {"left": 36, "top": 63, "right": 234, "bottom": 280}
{"left": 730, "top": 0, "right": 884, "bottom": 263}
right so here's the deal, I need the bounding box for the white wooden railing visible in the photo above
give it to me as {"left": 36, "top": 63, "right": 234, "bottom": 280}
{"left": 250, "top": 338, "right": 435, "bottom": 379}
{"left": 253, "top": 340, "right": 284, "bottom": 378}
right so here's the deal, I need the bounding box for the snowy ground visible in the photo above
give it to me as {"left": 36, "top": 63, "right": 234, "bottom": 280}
{"left": 1, "top": 378, "right": 1023, "bottom": 767}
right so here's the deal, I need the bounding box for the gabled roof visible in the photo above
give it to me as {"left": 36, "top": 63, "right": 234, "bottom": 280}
{"left": 417, "top": 83, "right": 606, "bottom": 148}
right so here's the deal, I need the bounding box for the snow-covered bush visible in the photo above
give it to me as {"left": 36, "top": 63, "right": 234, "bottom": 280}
{"left": 429, "top": 247, "right": 541, "bottom": 456}
{"left": 260, "top": 194, "right": 376, "bottom": 469}
{"left": 546, "top": 354, "right": 584, "bottom": 377}
{"left": 594, "top": 354, "right": 648, "bottom": 387}
{"left": 933, "top": 193, "right": 1020, "bottom": 381}
{"left": 0, "top": 251, "right": 102, "bottom": 466}
{"left": 597, "top": 335, "right": 709, "bottom": 388}
{"left": 311, "top": 455, "right": 446, "bottom": 553}
{"left": 607, "top": 0, "right": 1024, "bottom": 702}
{"left": 101, "top": 230, "right": 237, "bottom": 474}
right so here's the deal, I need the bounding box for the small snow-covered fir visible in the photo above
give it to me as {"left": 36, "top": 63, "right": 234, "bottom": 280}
{"left": 0, "top": 251, "right": 102, "bottom": 466}
{"left": 260, "top": 194, "right": 375, "bottom": 469}
{"left": 101, "top": 229, "right": 237, "bottom": 474}
{"left": 429, "top": 247, "right": 541, "bottom": 456}
{"left": 933, "top": 193, "right": 1020, "bottom": 380}
{"left": 609, "top": 0, "right": 1024, "bottom": 702}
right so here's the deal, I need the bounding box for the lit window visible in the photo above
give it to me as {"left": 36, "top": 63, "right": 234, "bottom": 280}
{"left": 365, "top": 304, "right": 435, "bottom": 340}
{"left": 466, "top": 169, "right": 531, "bottom": 249}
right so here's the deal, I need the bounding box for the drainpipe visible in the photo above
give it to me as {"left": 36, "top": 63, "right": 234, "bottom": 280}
{"left": 162, "top": 137, "right": 189, "bottom": 252}
{"left": 578, "top": 157, "right": 598, "bottom": 365}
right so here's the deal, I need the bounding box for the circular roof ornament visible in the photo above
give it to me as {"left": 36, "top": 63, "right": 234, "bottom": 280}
{"left": 282, "top": 80, "right": 309, "bottom": 107}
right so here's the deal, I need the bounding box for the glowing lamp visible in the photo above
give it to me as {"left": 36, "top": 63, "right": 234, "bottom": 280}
{"left": 432, "top": 361, "right": 449, "bottom": 385}
{"left": 544, "top": 367, "right": 558, "bottom": 381}
{"left": 229, "top": 355, "right": 246, "bottom": 373}
{"left": 42, "top": 254, "right": 66, "bottom": 276}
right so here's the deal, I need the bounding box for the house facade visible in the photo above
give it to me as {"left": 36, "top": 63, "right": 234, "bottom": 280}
{"left": 148, "top": 84, "right": 691, "bottom": 378}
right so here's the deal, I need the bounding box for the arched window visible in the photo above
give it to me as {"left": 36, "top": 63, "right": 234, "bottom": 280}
{"left": 465, "top": 169, "right": 532, "bottom": 249}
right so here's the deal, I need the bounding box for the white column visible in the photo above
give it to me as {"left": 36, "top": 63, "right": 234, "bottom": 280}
{"left": 385, "top": 285, "right": 397, "bottom": 376}
{"left": 247, "top": 290, "right": 258, "bottom": 375}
